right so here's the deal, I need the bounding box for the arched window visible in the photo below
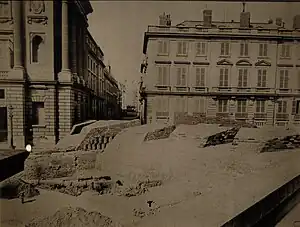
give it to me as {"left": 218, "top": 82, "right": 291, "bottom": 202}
{"left": 32, "top": 35, "right": 43, "bottom": 63}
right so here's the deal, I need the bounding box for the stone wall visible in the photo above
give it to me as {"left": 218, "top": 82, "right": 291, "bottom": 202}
{"left": 58, "top": 86, "right": 73, "bottom": 139}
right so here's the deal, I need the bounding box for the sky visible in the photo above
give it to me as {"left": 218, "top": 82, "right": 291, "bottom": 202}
{"left": 87, "top": 1, "right": 300, "bottom": 105}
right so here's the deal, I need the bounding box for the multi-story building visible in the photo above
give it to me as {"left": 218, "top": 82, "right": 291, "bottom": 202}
{"left": 140, "top": 7, "right": 300, "bottom": 127}
{"left": 0, "top": 0, "right": 121, "bottom": 150}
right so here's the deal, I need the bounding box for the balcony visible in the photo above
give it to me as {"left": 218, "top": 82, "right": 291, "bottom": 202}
{"left": 235, "top": 112, "right": 248, "bottom": 119}
{"left": 254, "top": 120, "right": 266, "bottom": 127}
{"left": 212, "top": 87, "right": 232, "bottom": 92}
{"left": 155, "top": 85, "right": 171, "bottom": 91}
{"left": 254, "top": 113, "right": 267, "bottom": 120}
{"left": 277, "top": 88, "right": 292, "bottom": 94}
{"left": 276, "top": 113, "right": 289, "bottom": 121}
{"left": 236, "top": 87, "right": 252, "bottom": 93}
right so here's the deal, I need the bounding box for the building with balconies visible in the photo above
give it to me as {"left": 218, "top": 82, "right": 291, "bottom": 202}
{"left": 0, "top": 0, "right": 121, "bottom": 150}
{"left": 140, "top": 6, "right": 300, "bottom": 127}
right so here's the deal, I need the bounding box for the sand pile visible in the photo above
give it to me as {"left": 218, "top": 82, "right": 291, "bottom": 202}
{"left": 25, "top": 207, "right": 122, "bottom": 227}
{"left": 144, "top": 125, "right": 176, "bottom": 141}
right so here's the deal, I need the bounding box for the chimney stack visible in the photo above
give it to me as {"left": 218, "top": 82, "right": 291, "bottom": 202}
{"left": 293, "top": 15, "right": 300, "bottom": 29}
{"left": 240, "top": 12, "right": 250, "bottom": 28}
{"left": 159, "top": 12, "right": 171, "bottom": 26}
{"left": 276, "top": 17, "right": 283, "bottom": 27}
{"left": 203, "top": 9, "right": 212, "bottom": 27}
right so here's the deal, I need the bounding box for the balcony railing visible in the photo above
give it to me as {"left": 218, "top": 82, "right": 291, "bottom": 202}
{"left": 216, "top": 112, "right": 229, "bottom": 118}
{"left": 235, "top": 112, "right": 248, "bottom": 119}
{"left": 254, "top": 120, "right": 266, "bottom": 127}
{"left": 147, "top": 25, "right": 300, "bottom": 37}
{"left": 0, "top": 71, "right": 8, "bottom": 79}
{"left": 276, "top": 113, "right": 289, "bottom": 120}
{"left": 254, "top": 113, "right": 267, "bottom": 120}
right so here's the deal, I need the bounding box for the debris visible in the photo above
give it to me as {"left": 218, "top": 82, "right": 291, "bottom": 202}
{"left": 144, "top": 125, "right": 176, "bottom": 141}
{"left": 204, "top": 127, "right": 240, "bottom": 147}
{"left": 261, "top": 134, "right": 300, "bottom": 153}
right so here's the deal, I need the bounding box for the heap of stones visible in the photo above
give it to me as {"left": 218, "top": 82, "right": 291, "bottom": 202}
{"left": 144, "top": 125, "right": 176, "bottom": 141}
{"left": 174, "top": 114, "right": 257, "bottom": 128}
{"left": 261, "top": 134, "right": 300, "bottom": 153}
{"left": 204, "top": 126, "right": 241, "bottom": 147}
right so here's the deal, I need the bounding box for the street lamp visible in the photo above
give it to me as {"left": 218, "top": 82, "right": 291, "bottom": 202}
{"left": 8, "top": 105, "right": 15, "bottom": 149}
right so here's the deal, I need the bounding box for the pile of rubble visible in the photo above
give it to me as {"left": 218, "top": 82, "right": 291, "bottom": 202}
{"left": 121, "top": 179, "right": 162, "bottom": 197}
{"left": 174, "top": 114, "right": 257, "bottom": 128}
{"left": 203, "top": 126, "right": 241, "bottom": 147}
{"left": 261, "top": 134, "right": 300, "bottom": 153}
{"left": 144, "top": 125, "right": 176, "bottom": 141}
{"left": 0, "top": 178, "right": 39, "bottom": 199}
{"left": 25, "top": 207, "right": 122, "bottom": 227}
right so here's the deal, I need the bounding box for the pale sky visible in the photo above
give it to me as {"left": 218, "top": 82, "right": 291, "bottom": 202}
{"left": 87, "top": 1, "right": 300, "bottom": 105}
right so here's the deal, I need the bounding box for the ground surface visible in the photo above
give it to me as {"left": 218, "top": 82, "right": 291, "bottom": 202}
{"left": 1, "top": 123, "right": 300, "bottom": 227}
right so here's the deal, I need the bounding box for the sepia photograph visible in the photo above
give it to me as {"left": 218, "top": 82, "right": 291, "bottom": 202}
{"left": 0, "top": 0, "right": 300, "bottom": 226}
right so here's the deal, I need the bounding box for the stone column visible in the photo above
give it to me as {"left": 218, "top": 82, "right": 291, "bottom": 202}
{"left": 71, "top": 14, "right": 79, "bottom": 83}
{"left": 59, "top": 0, "right": 72, "bottom": 82}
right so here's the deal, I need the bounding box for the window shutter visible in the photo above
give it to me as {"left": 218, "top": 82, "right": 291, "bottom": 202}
{"left": 240, "top": 43, "right": 244, "bottom": 56}
{"left": 221, "top": 43, "right": 224, "bottom": 55}
{"left": 219, "top": 68, "right": 224, "bottom": 86}
{"left": 158, "top": 41, "right": 163, "bottom": 54}
{"left": 202, "top": 43, "right": 206, "bottom": 55}
{"left": 196, "top": 68, "right": 200, "bottom": 86}
{"left": 264, "top": 44, "right": 268, "bottom": 56}
{"left": 158, "top": 67, "right": 163, "bottom": 85}
{"left": 177, "top": 68, "right": 181, "bottom": 86}
{"left": 292, "top": 100, "right": 296, "bottom": 114}
{"left": 245, "top": 43, "right": 248, "bottom": 56}
{"left": 200, "top": 68, "right": 205, "bottom": 86}
{"left": 224, "top": 69, "right": 229, "bottom": 86}
{"left": 178, "top": 42, "right": 182, "bottom": 55}
{"left": 238, "top": 69, "right": 243, "bottom": 87}
{"left": 243, "top": 69, "right": 247, "bottom": 87}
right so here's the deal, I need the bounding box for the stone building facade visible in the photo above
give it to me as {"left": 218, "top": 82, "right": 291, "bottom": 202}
{"left": 0, "top": 0, "right": 121, "bottom": 150}
{"left": 140, "top": 8, "right": 300, "bottom": 127}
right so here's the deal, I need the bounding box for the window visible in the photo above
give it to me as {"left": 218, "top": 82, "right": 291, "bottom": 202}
{"left": 292, "top": 100, "right": 300, "bottom": 115}
{"left": 194, "top": 98, "right": 205, "bottom": 113}
{"left": 176, "top": 66, "right": 187, "bottom": 86}
{"left": 9, "top": 48, "right": 13, "bottom": 69}
{"left": 196, "top": 42, "right": 206, "bottom": 56}
{"left": 238, "top": 69, "right": 248, "bottom": 87}
{"left": 280, "top": 44, "right": 291, "bottom": 58}
{"left": 157, "top": 65, "right": 169, "bottom": 86}
{"left": 195, "top": 67, "right": 205, "bottom": 87}
{"left": 279, "top": 69, "right": 289, "bottom": 89}
{"left": 156, "top": 97, "right": 169, "bottom": 118}
{"left": 257, "top": 69, "right": 267, "bottom": 88}
{"left": 298, "top": 71, "right": 300, "bottom": 89}
{"left": 258, "top": 43, "right": 268, "bottom": 57}
{"left": 277, "top": 100, "right": 287, "bottom": 113}
{"left": 240, "top": 43, "right": 249, "bottom": 57}
{"left": 218, "top": 100, "right": 228, "bottom": 113}
{"left": 176, "top": 97, "right": 186, "bottom": 113}
{"left": 157, "top": 40, "right": 169, "bottom": 55}
{"left": 0, "top": 1, "right": 10, "bottom": 17}
{"left": 219, "top": 68, "right": 229, "bottom": 87}
{"left": 220, "top": 42, "right": 230, "bottom": 56}
{"left": 256, "top": 100, "right": 266, "bottom": 113}
{"left": 177, "top": 41, "right": 188, "bottom": 56}
{"left": 0, "top": 89, "right": 4, "bottom": 99}
{"left": 32, "top": 102, "right": 45, "bottom": 125}
{"left": 237, "top": 100, "right": 247, "bottom": 113}
{"left": 32, "top": 35, "right": 43, "bottom": 63}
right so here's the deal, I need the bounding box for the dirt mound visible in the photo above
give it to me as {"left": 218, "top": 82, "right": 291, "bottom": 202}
{"left": 120, "top": 179, "right": 162, "bottom": 197}
{"left": 204, "top": 126, "right": 240, "bottom": 147}
{"left": 25, "top": 207, "right": 122, "bottom": 227}
{"left": 261, "top": 134, "right": 300, "bottom": 153}
{"left": 0, "top": 178, "right": 39, "bottom": 199}
{"left": 144, "top": 125, "right": 176, "bottom": 141}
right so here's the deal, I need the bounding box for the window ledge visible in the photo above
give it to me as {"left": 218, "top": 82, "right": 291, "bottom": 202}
{"left": 157, "top": 53, "right": 169, "bottom": 57}
{"left": 176, "top": 54, "right": 188, "bottom": 57}
{"left": 279, "top": 57, "right": 292, "bottom": 60}
{"left": 219, "top": 55, "right": 230, "bottom": 58}
{"left": 257, "top": 56, "right": 269, "bottom": 59}
{"left": 32, "top": 125, "right": 46, "bottom": 128}
{"left": 238, "top": 56, "right": 250, "bottom": 58}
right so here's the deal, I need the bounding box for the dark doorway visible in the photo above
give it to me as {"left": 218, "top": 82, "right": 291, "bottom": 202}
{"left": 0, "top": 107, "right": 8, "bottom": 142}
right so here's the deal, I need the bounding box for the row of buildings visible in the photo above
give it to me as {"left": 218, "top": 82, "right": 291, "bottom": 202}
{"left": 140, "top": 5, "right": 300, "bottom": 127}
{"left": 0, "top": 0, "right": 122, "bottom": 149}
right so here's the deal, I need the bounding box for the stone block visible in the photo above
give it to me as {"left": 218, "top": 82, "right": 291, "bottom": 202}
{"left": 75, "top": 151, "right": 97, "bottom": 170}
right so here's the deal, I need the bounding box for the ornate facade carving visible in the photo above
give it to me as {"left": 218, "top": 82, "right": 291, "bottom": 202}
{"left": 27, "top": 15, "right": 48, "bottom": 25}
{"left": 29, "top": 0, "right": 45, "bottom": 14}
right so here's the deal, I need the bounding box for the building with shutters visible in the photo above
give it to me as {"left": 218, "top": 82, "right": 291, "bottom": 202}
{"left": 140, "top": 7, "right": 300, "bottom": 127}
{"left": 0, "top": 0, "right": 121, "bottom": 150}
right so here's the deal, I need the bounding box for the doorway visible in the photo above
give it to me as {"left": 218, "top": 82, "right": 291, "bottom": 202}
{"left": 0, "top": 107, "right": 8, "bottom": 142}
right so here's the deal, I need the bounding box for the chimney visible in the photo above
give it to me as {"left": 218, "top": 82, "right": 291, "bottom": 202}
{"left": 276, "top": 17, "right": 283, "bottom": 27}
{"left": 240, "top": 12, "right": 250, "bottom": 28}
{"left": 159, "top": 12, "right": 171, "bottom": 26}
{"left": 293, "top": 15, "right": 300, "bottom": 29}
{"left": 203, "top": 9, "right": 212, "bottom": 27}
